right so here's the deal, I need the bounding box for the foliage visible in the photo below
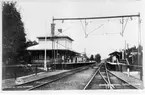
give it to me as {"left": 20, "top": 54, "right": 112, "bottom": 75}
{"left": 90, "top": 55, "right": 94, "bottom": 61}
{"left": 95, "top": 54, "right": 101, "bottom": 63}
{"left": 26, "top": 40, "right": 38, "bottom": 47}
{"left": 82, "top": 53, "right": 89, "bottom": 61}
{"left": 2, "top": 2, "right": 27, "bottom": 65}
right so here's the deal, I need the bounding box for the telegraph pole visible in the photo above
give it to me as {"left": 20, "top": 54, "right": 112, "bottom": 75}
{"left": 138, "top": 13, "right": 142, "bottom": 80}
{"left": 44, "top": 21, "right": 47, "bottom": 71}
{"left": 51, "top": 19, "right": 55, "bottom": 70}
{"left": 44, "top": 35, "right": 47, "bottom": 71}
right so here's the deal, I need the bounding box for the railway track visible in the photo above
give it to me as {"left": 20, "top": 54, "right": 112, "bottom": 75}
{"left": 3, "top": 63, "right": 96, "bottom": 91}
{"left": 83, "top": 61, "right": 137, "bottom": 90}
{"left": 3, "top": 60, "right": 138, "bottom": 90}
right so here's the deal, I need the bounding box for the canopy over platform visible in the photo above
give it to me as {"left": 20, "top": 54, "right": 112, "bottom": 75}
{"left": 37, "top": 36, "right": 74, "bottom": 41}
{"left": 28, "top": 49, "right": 80, "bottom": 57}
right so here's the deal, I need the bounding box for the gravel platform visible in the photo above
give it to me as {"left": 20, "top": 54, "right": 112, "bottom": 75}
{"left": 110, "top": 71, "right": 144, "bottom": 89}
{"left": 108, "top": 72, "right": 136, "bottom": 89}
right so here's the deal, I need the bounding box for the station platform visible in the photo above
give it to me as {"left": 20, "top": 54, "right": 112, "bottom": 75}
{"left": 110, "top": 71, "right": 144, "bottom": 89}
{"left": 2, "top": 70, "right": 69, "bottom": 89}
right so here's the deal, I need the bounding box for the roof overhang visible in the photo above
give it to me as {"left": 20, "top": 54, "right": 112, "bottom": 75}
{"left": 37, "top": 36, "right": 74, "bottom": 41}
{"left": 27, "top": 49, "right": 80, "bottom": 56}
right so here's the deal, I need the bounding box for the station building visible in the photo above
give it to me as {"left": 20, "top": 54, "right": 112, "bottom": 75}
{"left": 27, "top": 35, "right": 86, "bottom": 65}
{"left": 107, "top": 49, "right": 140, "bottom": 71}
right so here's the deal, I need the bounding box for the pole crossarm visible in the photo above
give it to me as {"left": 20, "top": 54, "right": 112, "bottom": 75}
{"left": 53, "top": 14, "right": 140, "bottom": 21}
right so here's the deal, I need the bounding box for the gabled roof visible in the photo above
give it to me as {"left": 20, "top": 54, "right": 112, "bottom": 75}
{"left": 27, "top": 44, "right": 80, "bottom": 55}
{"left": 109, "top": 51, "right": 122, "bottom": 56}
{"left": 37, "top": 36, "right": 74, "bottom": 41}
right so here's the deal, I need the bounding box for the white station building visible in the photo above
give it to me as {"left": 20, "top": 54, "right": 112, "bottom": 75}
{"left": 27, "top": 35, "right": 86, "bottom": 64}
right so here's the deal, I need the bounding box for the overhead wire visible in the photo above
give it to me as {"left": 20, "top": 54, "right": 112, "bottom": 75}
{"left": 55, "top": 17, "right": 131, "bottom": 51}
{"left": 80, "top": 20, "right": 87, "bottom": 38}
{"left": 121, "top": 17, "right": 129, "bottom": 37}
{"left": 86, "top": 24, "right": 104, "bottom": 37}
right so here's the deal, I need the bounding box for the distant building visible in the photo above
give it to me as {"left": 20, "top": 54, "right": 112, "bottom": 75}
{"left": 27, "top": 36, "right": 86, "bottom": 64}
{"left": 108, "top": 51, "right": 122, "bottom": 62}
{"left": 107, "top": 49, "right": 139, "bottom": 71}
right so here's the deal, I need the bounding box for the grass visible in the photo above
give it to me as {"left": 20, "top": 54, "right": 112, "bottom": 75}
{"left": 2, "top": 66, "right": 45, "bottom": 80}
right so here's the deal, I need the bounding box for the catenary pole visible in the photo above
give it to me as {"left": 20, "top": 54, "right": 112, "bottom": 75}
{"left": 51, "top": 17, "right": 55, "bottom": 70}
{"left": 52, "top": 14, "right": 142, "bottom": 79}
{"left": 138, "top": 13, "right": 142, "bottom": 80}
{"left": 44, "top": 21, "right": 47, "bottom": 71}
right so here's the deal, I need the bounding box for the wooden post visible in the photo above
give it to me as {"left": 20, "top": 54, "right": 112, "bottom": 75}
{"left": 44, "top": 21, "right": 47, "bottom": 71}
{"left": 127, "top": 65, "right": 130, "bottom": 77}
{"left": 44, "top": 39, "right": 47, "bottom": 71}
{"left": 138, "top": 13, "right": 143, "bottom": 81}
{"left": 51, "top": 22, "right": 55, "bottom": 70}
{"left": 35, "top": 65, "right": 38, "bottom": 75}
{"left": 126, "top": 58, "right": 130, "bottom": 76}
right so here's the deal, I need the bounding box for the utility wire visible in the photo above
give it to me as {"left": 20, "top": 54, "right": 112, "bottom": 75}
{"left": 80, "top": 20, "right": 87, "bottom": 38}
{"left": 54, "top": 39, "right": 82, "bottom": 55}
{"left": 80, "top": 19, "right": 111, "bottom": 38}
{"left": 91, "top": 32, "right": 120, "bottom": 36}
{"left": 55, "top": 40, "right": 70, "bottom": 50}
{"left": 122, "top": 17, "right": 129, "bottom": 34}
{"left": 120, "top": 17, "right": 129, "bottom": 37}
{"left": 86, "top": 24, "right": 104, "bottom": 37}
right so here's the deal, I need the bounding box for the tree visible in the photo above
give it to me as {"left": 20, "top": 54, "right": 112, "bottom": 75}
{"left": 95, "top": 54, "right": 101, "bottom": 63}
{"left": 2, "top": 2, "right": 27, "bottom": 65}
{"left": 138, "top": 45, "right": 143, "bottom": 52}
{"left": 26, "top": 40, "right": 38, "bottom": 47}
{"left": 82, "top": 53, "right": 89, "bottom": 62}
{"left": 90, "top": 55, "right": 94, "bottom": 61}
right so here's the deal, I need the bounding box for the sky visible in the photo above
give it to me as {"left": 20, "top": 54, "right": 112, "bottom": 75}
{"left": 15, "top": 0, "right": 144, "bottom": 58}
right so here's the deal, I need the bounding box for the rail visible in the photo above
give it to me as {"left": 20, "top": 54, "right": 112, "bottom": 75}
{"left": 14, "top": 64, "right": 95, "bottom": 90}
{"left": 83, "top": 60, "right": 137, "bottom": 90}
{"left": 83, "top": 64, "right": 102, "bottom": 90}
{"left": 83, "top": 62, "right": 105, "bottom": 90}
